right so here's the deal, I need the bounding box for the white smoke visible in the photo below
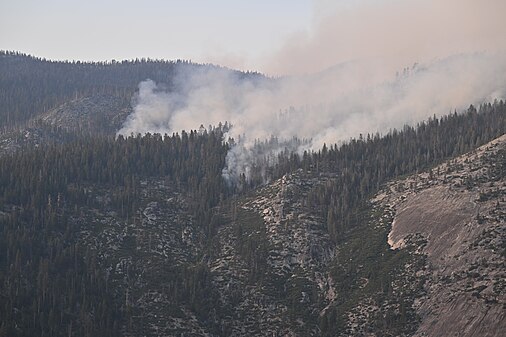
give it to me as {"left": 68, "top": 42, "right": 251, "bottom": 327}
{"left": 117, "top": 0, "right": 506, "bottom": 185}
{"left": 265, "top": 0, "right": 506, "bottom": 76}
{"left": 118, "top": 80, "right": 180, "bottom": 136}
{"left": 117, "top": 52, "right": 506, "bottom": 184}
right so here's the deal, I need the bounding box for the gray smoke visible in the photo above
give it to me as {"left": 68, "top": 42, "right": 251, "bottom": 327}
{"left": 117, "top": 0, "right": 506, "bottom": 185}
{"left": 264, "top": 0, "right": 506, "bottom": 76}
{"left": 117, "top": 52, "right": 506, "bottom": 184}
{"left": 118, "top": 80, "right": 179, "bottom": 136}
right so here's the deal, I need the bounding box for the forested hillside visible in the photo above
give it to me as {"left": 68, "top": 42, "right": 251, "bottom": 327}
{"left": 0, "top": 100, "right": 504, "bottom": 336}
{"left": 0, "top": 51, "right": 263, "bottom": 128}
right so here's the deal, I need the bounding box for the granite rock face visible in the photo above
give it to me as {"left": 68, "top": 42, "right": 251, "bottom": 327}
{"left": 378, "top": 135, "right": 506, "bottom": 337}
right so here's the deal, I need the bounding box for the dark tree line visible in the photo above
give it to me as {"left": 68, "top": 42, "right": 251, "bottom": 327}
{"left": 307, "top": 102, "right": 505, "bottom": 336}
{"left": 222, "top": 102, "right": 505, "bottom": 336}
{"left": 0, "top": 128, "right": 230, "bottom": 221}
{"left": 0, "top": 99, "right": 504, "bottom": 335}
{"left": 0, "top": 51, "right": 264, "bottom": 128}
{"left": 0, "top": 206, "right": 120, "bottom": 337}
{"left": 0, "top": 128, "right": 230, "bottom": 336}
{"left": 307, "top": 102, "right": 505, "bottom": 241}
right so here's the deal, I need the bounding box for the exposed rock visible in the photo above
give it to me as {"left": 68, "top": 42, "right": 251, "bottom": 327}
{"left": 208, "top": 170, "right": 337, "bottom": 336}
{"left": 379, "top": 134, "right": 506, "bottom": 337}
{"left": 39, "top": 94, "right": 131, "bottom": 135}
{"left": 74, "top": 179, "right": 210, "bottom": 336}
{"left": 0, "top": 94, "right": 131, "bottom": 155}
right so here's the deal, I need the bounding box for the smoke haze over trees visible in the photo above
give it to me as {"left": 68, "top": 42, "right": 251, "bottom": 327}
{"left": 116, "top": 52, "right": 506, "bottom": 183}
{"left": 1, "top": 102, "right": 504, "bottom": 336}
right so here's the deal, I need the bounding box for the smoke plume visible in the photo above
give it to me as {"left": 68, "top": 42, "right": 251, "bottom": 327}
{"left": 118, "top": 0, "right": 506, "bottom": 185}
{"left": 266, "top": 0, "right": 506, "bottom": 76}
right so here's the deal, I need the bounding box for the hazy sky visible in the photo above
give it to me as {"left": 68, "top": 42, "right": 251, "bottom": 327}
{"left": 2, "top": 0, "right": 505, "bottom": 183}
{"left": 0, "top": 0, "right": 312, "bottom": 71}
{"left": 1, "top": 0, "right": 505, "bottom": 75}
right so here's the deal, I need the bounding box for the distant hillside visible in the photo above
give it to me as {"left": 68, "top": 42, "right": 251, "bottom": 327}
{"left": 38, "top": 94, "right": 132, "bottom": 135}
{"left": 0, "top": 51, "right": 264, "bottom": 128}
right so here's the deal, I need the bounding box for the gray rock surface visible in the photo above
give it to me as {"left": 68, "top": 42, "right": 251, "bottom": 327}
{"left": 379, "top": 135, "right": 506, "bottom": 337}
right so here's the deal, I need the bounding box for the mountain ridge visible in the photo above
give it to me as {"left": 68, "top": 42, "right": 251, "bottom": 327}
{"left": 0, "top": 55, "right": 504, "bottom": 335}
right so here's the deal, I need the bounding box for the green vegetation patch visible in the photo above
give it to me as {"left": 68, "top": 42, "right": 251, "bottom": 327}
{"left": 235, "top": 206, "right": 270, "bottom": 283}
{"left": 320, "top": 204, "right": 425, "bottom": 336}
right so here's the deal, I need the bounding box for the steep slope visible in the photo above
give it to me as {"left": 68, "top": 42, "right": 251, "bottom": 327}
{"left": 0, "top": 51, "right": 266, "bottom": 128}
{"left": 39, "top": 94, "right": 132, "bottom": 135}
{"left": 0, "top": 94, "right": 131, "bottom": 156}
{"left": 1, "top": 103, "right": 504, "bottom": 336}
{"left": 209, "top": 171, "right": 337, "bottom": 336}
{"left": 60, "top": 170, "right": 339, "bottom": 336}
{"left": 375, "top": 135, "right": 506, "bottom": 336}
{"left": 0, "top": 124, "right": 74, "bottom": 156}
{"left": 52, "top": 137, "right": 505, "bottom": 336}
{"left": 72, "top": 178, "right": 212, "bottom": 336}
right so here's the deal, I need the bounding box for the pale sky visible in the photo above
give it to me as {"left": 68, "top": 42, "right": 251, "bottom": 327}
{"left": 0, "top": 0, "right": 313, "bottom": 71}
{"left": 1, "top": 0, "right": 505, "bottom": 75}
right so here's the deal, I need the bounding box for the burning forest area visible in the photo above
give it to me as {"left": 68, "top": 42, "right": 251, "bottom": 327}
{"left": 1, "top": 0, "right": 506, "bottom": 336}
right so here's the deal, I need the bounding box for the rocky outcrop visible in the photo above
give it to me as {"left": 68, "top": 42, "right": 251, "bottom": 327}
{"left": 39, "top": 94, "right": 131, "bottom": 135}
{"left": 45, "top": 132, "right": 505, "bottom": 336}
{"left": 377, "top": 135, "right": 506, "bottom": 337}
{"left": 74, "top": 179, "right": 210, "bottom": 337}
{"left": 0, "top": 94, "right": 131, "bottom": 156}
{"left": 72, "top": 133, "right": 505, "bottom": 336}
{"left": 209, "top": 170, "right": 336, "bottom": 336}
